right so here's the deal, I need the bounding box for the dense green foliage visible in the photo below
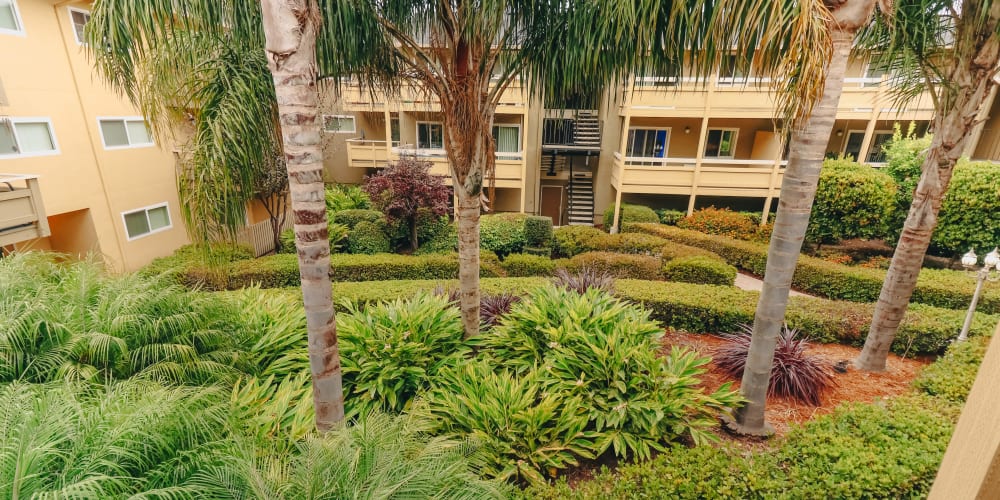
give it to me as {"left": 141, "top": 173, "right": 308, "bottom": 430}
{"left": 807, "top": 159, "right": 897, "bottom": 244}
{"left": 1, "top": 254, "right": 254, "bottom": 384}
{"left": 330, "top": 208, "right": 384, "bottom": 229}
{"left": 432, "top": 287, "right": 740, "bottom": 484}
{"left": 914, "top": 336, "right": 990, "bottom": 404}
{"left": 480, "top": 213, "right": 529, "bottom": 256}
{"left": 628, "top": 223, "right": 1000, "bottom": 313}
{"left": 657, "top": 208, "right": 687, "bottom": 225}
{"left": 553, "top": 226, "right": 606, "bottom": 257}
{"left": 677, "top": 207, "right": 767, "bottom": 241}
{"left": 346, "top": 220, "right": 393, "bottom": 254}
{"left": 523, "top": 215, "right": 554, "bottom": 248}
{"left": 883, "top": 133, "right": 930, "bottom": 243}
{"left": 524, "top": 395, "right": 959, "bottom": 499}
{"left": 603, "top": 203, "right": 660, "bottom": 229}
{"left": 565, "top": 251, "right": 663, "bottom": 280}
{"left": 932, "top": 161, "right": 1000, "bottom": 256}
{"left": 325, "top": 183, "right": 371, "bottom": 212}
{"left": 662, "top": 255, "right": 737, "bottom": 285}
{"left": 553, "top": 225, "right": 671, "bottom": 257}
{"left": 329, "top": 278, "right": 998, "bottom": 356}
{"left": 501, "top": 253, "right": 561, "bottom": 277}
{"left": 339, "top": 294, "right": 467, "bottom": 415}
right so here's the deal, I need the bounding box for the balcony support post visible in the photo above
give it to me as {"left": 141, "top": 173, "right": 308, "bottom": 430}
{"left": 762, "top": 135, "right": 786, "bottom": 225}
{"left": 383, "top": 109, "right": 393, "bottom": 165}
{"left": 611, "top": 186, "right": 623, "bottom": 233}
{"left": 688, "top": 115, "right": 711, "bottom": 215}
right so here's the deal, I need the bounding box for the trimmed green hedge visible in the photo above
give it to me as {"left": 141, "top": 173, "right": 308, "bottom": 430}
{"left": 603, "top": 203, "right": 660, "bottom": 229}
{"left": 808, "top": 159, "right": 897, "bottom": 244}
{"left": 523, "top": 216, "right": 553, "bottom": 248}
{"left": 565, "top": 252, "right": 663, "bottom": 280}
{"left": 522, "top": 395, "right": 958, "bottom": 499}
{"left": 627, "top": 223, "right": 1000, "bottom": 314}
{"left": 662, "top": 255, "right": 737, "bottom": 285}
{"left": 220, "top": 252, "right": 505, "bottom": 289}
{"left": 501, "top": 254, "right": 560, "bottom": 277}
{"left": 914, "top": 336, "right": 991, "bottom": 404}
{"left": 321, "top": 278, "right": 997, "bottom": 356}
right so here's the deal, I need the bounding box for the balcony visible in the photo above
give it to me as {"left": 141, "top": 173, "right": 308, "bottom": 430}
{"left": 623, "top": 77, "right": 935, "bottom": 120}
{"left": 338, "top": 80, "right": 528, "bottom": 113}
{"left": 345, "top": 140, "right": 525, "bottom": 188}
{"left": 0, "top": 174, "right": 50, "bottom": 247}
{"left": 611, "top": 153, "right": 786, "bottom": 198}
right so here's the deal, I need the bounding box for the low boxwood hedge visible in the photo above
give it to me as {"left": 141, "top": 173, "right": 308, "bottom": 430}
{"left": 522, "top": 395, "right": 957, "bottom": 499}
{"left": 627, "top": 223, "right": 1000, "bottom": 313}
{"left": 564, "top": 251, "right": 663, "bottom": 280}
{"left": 914, "top": 335, "right": 991, "bottom": 404}
{"left": 662, "top": 255, "right": 737, "bottom": 285}
{"left": 218, "top": 252, "right": 505, "bottom": 289}
{"left": 321, "top": 278, "right": 997, "bottom": 356}
{"left": 501, "top": 253, "right": 560, "bottom": 277}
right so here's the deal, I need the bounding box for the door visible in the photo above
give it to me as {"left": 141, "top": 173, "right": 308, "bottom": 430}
{"left": 540, "top": 185, "right": 563, "bottom": 226}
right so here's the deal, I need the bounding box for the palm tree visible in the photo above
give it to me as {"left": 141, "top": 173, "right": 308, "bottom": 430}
{"left": 316, "top": 0, "right": 831, "bottom": 337}
{"left": 88, "top": 0, "right": 345, "bottom": 430}
{"left": 856, "top": 1, "right": 1000, "bottom": 371}
{"left": 725, "top": 0, "right": 877, "bottom": 436}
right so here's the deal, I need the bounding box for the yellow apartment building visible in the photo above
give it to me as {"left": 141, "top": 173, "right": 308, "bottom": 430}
{"left": 0, "top": 0, "right": 189, "bottom": 270}
{"left": 2, "top": 0, "right": 997, "bottom": 266}
{"left": 331, "top": 55, "right": 949, "bottom": 228}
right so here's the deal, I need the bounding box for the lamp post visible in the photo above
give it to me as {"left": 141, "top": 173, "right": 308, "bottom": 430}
{"left": 958, "top": 248, "right": 1000, "bottom": 341}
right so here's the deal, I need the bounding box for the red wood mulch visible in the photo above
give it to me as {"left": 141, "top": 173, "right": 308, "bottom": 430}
{"left": 662, "top": 330, "right": 931, "bottom": 437}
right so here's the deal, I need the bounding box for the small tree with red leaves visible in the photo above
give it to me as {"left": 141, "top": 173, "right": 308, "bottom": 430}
{"left": 364, "top": 158, "right": 451, "bottom": 251}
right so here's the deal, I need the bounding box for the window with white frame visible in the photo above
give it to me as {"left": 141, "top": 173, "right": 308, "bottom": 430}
{"left": 417, "top": 122, "right": 443, "bottom": 149}
{"left": 99, "top": 118, "right": 153, "bottom": 148}
{"left": 323, "top": 115, "right": 356, "bottom": 133}
{"left": 492, "top": 124, "right": 520, "bottom": 153}
{"left": 0, "top": 118, "right": 59, "bottom": 158}
{"left": 69, "top": 8, "right": 90, "bottom": 44}
{"left": 627, "top": 128, "right": 670, "bottom": 158}
{"left": 704, "top": 128, "right": 737, "bottom": 158}
{"left": 122, "top": 203, "right": 171, "bottom": 240}
{"left": 0, "top": 0, "right": 24, "bottom": 35}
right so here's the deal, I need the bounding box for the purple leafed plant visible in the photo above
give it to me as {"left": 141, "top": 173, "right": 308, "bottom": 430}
{"left": 713, "top": 324, "right": 836, "bottom": 406}
{"left": 552, "top": 267, "right": 615, "bottom": 295}
{"left": 433, "top": 286, "right": 520, "bottom": 327}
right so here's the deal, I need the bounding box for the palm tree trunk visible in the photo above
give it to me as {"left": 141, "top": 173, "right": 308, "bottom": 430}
{"left": 856, "top": 30, "right": 1000, "bottom": 371}
{"left": 260, "top": 0, "right": 344, "bottom": 431}
{"left": 726, "top": 30, "right": 854, "bottom": 436}
{"left": 455, "top": 185, "right": 481, "bottom": 338}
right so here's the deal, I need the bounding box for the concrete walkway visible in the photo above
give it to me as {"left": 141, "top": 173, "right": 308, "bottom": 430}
{"left": 734, "top": 272, "right": 810, "bottom": 297}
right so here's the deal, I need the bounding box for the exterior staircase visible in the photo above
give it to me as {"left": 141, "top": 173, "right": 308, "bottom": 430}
{"left": 572, "top": 111, "right": 601, "bottom": 147}
{"left": 541, "top": 154, "right": 567, "bottom": 175}
{"left": 567, "top": 173, "right": 594, "bottom": 226}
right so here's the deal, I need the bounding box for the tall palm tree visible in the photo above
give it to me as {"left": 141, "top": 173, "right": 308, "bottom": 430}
{"left": 725, "top": 0, "right": 877, "bottom": 436}
{"left": 857, "top": 1, "right": 1000, "bottom": 371}
{"left": 88, "top": 0, "right": 345, "bottom": 430}
{"left": 317, "top": 0, "right": 831, "bottom": 337}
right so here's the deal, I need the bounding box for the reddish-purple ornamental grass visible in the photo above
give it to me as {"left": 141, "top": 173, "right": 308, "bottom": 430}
{"left": 713, "top": 324, "right": 837, "bottom": 406}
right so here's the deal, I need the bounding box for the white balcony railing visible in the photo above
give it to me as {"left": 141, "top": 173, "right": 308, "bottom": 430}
{"left": 611, "top": 153, "right": 787, "bottom": 197}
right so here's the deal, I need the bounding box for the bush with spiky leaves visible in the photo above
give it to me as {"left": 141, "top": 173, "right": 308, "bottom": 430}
{"left": 0, "top": 380, "right": 228, "bottom": 498}
{"left": 184, "top": 411, "right": 507, "bottom": 499}
{"left": 464, "top": 287, "right": 741, "bottom": 475}
{"left": 0, "top": 254, "right": 254, "bottom": 385}
{"left": 713, "top": 324, "right": 836, "bottom": 405}
{"left": 338, "top": 293, "right": 468, "bottom": 416}
{"left": 480, "top": 292, "right": 521, "bottom": 328}
{"left": 552, "top": 267, "right": 615, "bottom": 294}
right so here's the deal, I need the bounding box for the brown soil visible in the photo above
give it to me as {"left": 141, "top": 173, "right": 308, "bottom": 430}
{"left": 662, "top": 330, "right": 931, "bottom": 437}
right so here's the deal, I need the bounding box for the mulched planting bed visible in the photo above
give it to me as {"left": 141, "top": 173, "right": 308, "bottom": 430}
{"left": 662, "top": 330, "right": 930, "bottom": 436}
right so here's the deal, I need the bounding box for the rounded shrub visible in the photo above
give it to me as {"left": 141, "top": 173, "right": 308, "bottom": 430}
{"left": 553, "top": 225, "right": 605, "bottom": 257}
{"left": 566, "top": 251, "right": 662, "bottom": 280}
{"left": 523, "top": 215, "right": 554, "bottom": 247}
{"left": 806, "top": 158, "right": 897, "bottom": 244}
{"left": 479, "top": 213, "right": 527, "bottom": 257}
{"left": 603, "top": 203, "right": 660, "bottom": 229}
{"left": 677, "top": 207, "right": 762, "bottom": 241}
{"left": 883, "top": 130, "right": 931, "bottom": 243}
{"left": 661, "top": 255, "right": 737, "bottom": 285}
{"left": 931, "top": 161, "right": 1000, "bottom": 256}
{"left": 657, "top": 209, "right": 687, "bottom": 226}
{"left": 501, "top": 253, "right": 557, "bottom": 277}
{"left": 331, "top": 209, "right": 384, "bottom": 229}
{"left": 346, "top": 220, "right": 391, "bottom": 254}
